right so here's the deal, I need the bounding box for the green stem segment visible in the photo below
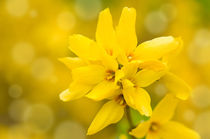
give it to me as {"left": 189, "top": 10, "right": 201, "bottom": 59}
{"left": 126, "top": 106, "right": 137, "bottom": 139}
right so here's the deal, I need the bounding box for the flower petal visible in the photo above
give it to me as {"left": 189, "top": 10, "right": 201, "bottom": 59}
{"left": 159, "top": 121, "right": 200, "bottom": 139}
{"left": 146, "top": 133, "right": 160, "bottom": 139}
{"left": 69, "top": 34, "right": 118, "bottom": 71}
{"left": 123, "top": 87, "right": 152, "bottom": 116}
{"left": 138, "top": 60, "right": 167, "bottom": 71}
{"left": 134, "top": 68, "right": 167, "bottom": 88}
{"left": 121, "top": 62, "right": 139, "bottom": 78}
{"left": 162, "top": 37, "right": 183, "bottom": 64}
{"left": 60, "top": 82, "right": 93, "bottom": 101}
{"left": 115, "top": 69, "right": 125, "bottom": 83}
{"left": 161, "top": 72, "right": 191, "bottom": 100}
{"left": 129, "top": 121, "right": 151, "bottom": 138}
{"left": 59, "top": 57, "right": 86, "bottom": 69}
{"left": 100, "top": 53, "right": 118, "bottom": 71}
{"left": 87, "top": 100, "right": 124, "bottom": 135}
{"left": 72, "top": 65, "right": 105, "bottom": 85}
{"left": 134, "top": 36, "right": 181, "bottom": 60}
{"left": 86, "top": 80, "right": 120, "bottom": 101}
{"left": 69, "top": 34, "right": 104, "bottom": 61}
{"left": 122, "top": 79, "right": 135, "bottom": 88}
{"left": 116, "top": 7, "right": 137, "bottom": 55}
{"left": 96, "top": 8, "right": 119, "bottom": 57}
{"left": 151, "top": 94, "right": 179, "bottom": 124}
{"left": 117, "top": 52, "right": 129, "bottom": 65}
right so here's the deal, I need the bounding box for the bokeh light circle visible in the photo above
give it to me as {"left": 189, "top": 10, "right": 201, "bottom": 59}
{"left": 23, "top": 104, "right": 54, "bottom": 133}
{"left": 75, "top": 0, "right": 102, "bottom": 20}
{"left": 188, "top": 29, "right": 210, "bottom": 65}
{"left": 31, "top": 58, "right": 54, "bottom": 80}
{"left": 194, "top": 111, "right": 210, "bottom": 139}
{"left": 11, "top": 42, "right": 35, "bottom": 65}
{"left": 29, "top": 10, "right": 38, "bottom": 18}
{"left": 160, "top": 3, "right": 177, "bottom": 21}
{"left": 183, "top": 109, "right": 196, "bottom": 122}
{"left": 8, "top": 84, "right": 23, "bottom": 98}
{"left": 57, "top": 11, "right": 76, "bottom": 31}
{"left": 6, "top": 0, "right": 29, "bottom": 17}
{"left": 154, "top": 83, "right": 167, "bottom": 97}
{"left": 54, "top": 121, "right": 86, "bottom": 139}
{"left": 8, "top": 99, "right": 29, "bottom": 122}
{"left": 191, "top": 85, "right": 210, "bottom": 108}
{"left": 144, "top": 11, "right": 168, "bottom": 35}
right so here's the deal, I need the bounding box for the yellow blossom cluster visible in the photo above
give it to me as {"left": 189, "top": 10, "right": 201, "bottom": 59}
{"left": 60, "top": 7, "right": 200, "bottom": 139}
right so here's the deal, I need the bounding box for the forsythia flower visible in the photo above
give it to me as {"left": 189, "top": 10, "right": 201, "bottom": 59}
{"left": 130, "top": 94, "right": 200, "bottom": 139}
{"left": 59, "top": 7, "right": 192, "bottom": 136}
{"left": 86, "top": 61, "right": 166, "bottom": 135}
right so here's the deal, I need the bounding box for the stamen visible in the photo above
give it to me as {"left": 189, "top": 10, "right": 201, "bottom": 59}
{"left": 106, "top": 49, "right": 113, "bottom": 56}
{"left": 149, "top": 122, "right": 159, "bottom": 132}
{"left": 118, "top": 64, "right": 123, "bottom": 69}
{"left": 127, "top": 53, "right": 134, "bottom": 62}
{"left": 117, "top": 81, "right": 123, "bottom": 89}
{"left": 105, "top": 70, "right": 115, "bottom": 81}
{"left": 115, "top": 95, "right": 126, "bottom": 106}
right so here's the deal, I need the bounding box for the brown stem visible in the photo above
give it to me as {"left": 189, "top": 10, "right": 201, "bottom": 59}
{"left": 126, "top": 106, "right": 137, "bottom": 139}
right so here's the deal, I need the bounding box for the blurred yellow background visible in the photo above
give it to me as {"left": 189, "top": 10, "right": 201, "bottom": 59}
{"left": 0, "top": 0, "right": 210, "bottom": 138}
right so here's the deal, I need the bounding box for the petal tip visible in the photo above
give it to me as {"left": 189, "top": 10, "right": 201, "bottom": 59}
{"left": 141, "top": 106, "right": 152, "bottom": 117}
{"left": 86, "top": 130, "right": 92, "bottom": 136}
{"left": 99, "top": 8, "right": 111, "bottom": 16}
{"left": 59, "top": 89, "right": 70, "bottom": 102}
{"left": 128, "top": 129, "right": 137, "bottom": 138}
{"left": 58, "top": 57, "right": 69, "bottom": 65}
{"left": 87, "top": 126, "right": 97, "bottom": 135}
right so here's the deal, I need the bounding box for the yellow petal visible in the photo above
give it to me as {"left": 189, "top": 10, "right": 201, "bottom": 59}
{"left": 59, "top": 57, "right": 86, "bottom": 69}
{"left": 134, "top": 36, "right": 181, "bottom": 60}
{"left": 159, "top": 121, "right": 200, "bottom": 139}
{"left": 123, "top": 87, "right": 152, "bottom": 116}
{"left": 129, "top": 121, "right": 151, "bottom": 138}
{"left": 117, "top": 50, "right": 129, "bottom": 65}
{"left": 162, "top": 37, "right": 183, "bottom": 64}
{"left": 100, "top": 53, "right": 118, "bottom": 71}
{"left": 121, "top": 62, "right": 139, "bottom": 78}
{"left": 151, "top": 94, "right": 179, "bottom": 124}
{"left": 116, "top": 7, "right": 137, "bottom": 55}
{"left": 60, "top": 82, "right": 93, "bottom": 101}
{"left": 87, "top": 100, "right": 124, "bottom": 135}
{"left": 146, "top": 133, "right": 160, "bottom": 139}
{"left": 134, "top": 68, "right": 167, "bottom": 88}
{"left": 96, "top": 8, "right": 119, "bottom": 57}
{"left": 161, "top": 72, "right": 191, "bottom": 100}
{"left": 122, "top": 79, "right": 135, "bottom": 89}
{"left": 69, "top": 34, "right": 118, "bottom": 71}
{"left": 72, "top": 65, "right": 105, "bottom": 85}
{"left": 138, "top": 60, "right": 167, "bottom": 71}
{"left": 69, "top": 34, "right": 104, "bottom": 61}
{"left": 86, "top": 80, "right": 120, "bottom": 101}
{"left": 115, "top": 69, "right": 125, "bottom": 84}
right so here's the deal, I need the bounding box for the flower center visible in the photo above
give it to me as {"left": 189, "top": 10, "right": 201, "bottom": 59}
{"left": 105, "top": 70, "right": 115, "bottom": 81}
{"left": 106, "top": 49, "right": 113, "bottom": 56}
{"left": 149, "top": 122, "right": 159, "bottom": 132}
{"left": 115, "top": 94, "right": 126, "bottom": 106}
{"left": 127, "top": 53, "right": 134, "bottom": 62}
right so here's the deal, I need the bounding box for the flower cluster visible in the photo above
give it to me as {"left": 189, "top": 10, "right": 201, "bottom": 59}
{"left": 59, "top": 7, "right": 200, "bottom": 138}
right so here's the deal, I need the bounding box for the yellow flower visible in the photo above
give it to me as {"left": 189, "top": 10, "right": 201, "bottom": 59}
{"left": 86, "top": 60, "right": 167, "bottom": 135}
{"left": 59, "top": 35, "right": 119, "bottom": 102}
{"left": 130, "top": 94, "right": 200, "bottom": 139}
{"left": 59, "top": 7, "right": 191, "bottom": 135}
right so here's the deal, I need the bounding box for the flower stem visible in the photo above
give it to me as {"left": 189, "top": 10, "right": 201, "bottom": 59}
{"left": 126, "top": 106, "right": 137, "bottom": 139}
